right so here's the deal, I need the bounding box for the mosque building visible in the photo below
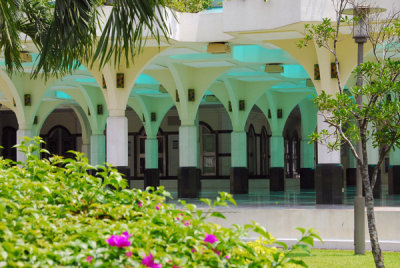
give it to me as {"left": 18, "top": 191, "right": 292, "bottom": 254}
{"left": 1, "top": 0, "right": 399, "bottom": 204}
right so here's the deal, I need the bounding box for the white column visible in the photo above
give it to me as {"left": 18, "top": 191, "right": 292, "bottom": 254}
{"left": 81, "top": 143, "right": 90, "bottom": 159}
{"left": 16, "top": 129, "right": 32, "bottom": 162}
{"left": 270, "top": 135, "right": 284, "bottom": 167}
{"left": 90, "top": 134, "right": 106, "bottom": 166}
{"left": 231, "top": 131, "right": 247, "bottom": 167}
{"left": 179, "top": 125, "right": 198, "bottom": 167}
{"left": 106, "top": 116, "right": 128, "bottom": 166}
{"left": 145, "top": 138, "right": 158, "bottom": 169}
{"left": 390, "top": 149, "right": 400, "bottom": 165}
{"left": 317, "top": 113, "right": 341, "bottom": 164}
{"left": 366, "top": 140, "right": 379, "bottom": 165}
{"left": 301, "top": 139, "right": 314, "bottom": 168}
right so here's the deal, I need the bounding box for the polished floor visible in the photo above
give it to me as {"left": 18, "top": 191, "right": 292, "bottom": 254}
{"left": 167, "top": 184, "right": 400, "bottom": 208}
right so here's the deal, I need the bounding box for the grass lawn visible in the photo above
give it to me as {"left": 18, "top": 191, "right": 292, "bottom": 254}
{"left": 293, "top": 250, "right": 400, "bottom": 268}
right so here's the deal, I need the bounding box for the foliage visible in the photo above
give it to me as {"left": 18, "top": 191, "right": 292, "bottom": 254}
{"left": 311, "top": 60, "right": 400, "bottom": 155}
{"left": 165, "top": 0, "right": 212, "bottom": 13}
{"left": 294, "top": 249, "right": 400, "bottom": 268}
{"left": 0, "top": 0, "right": 170, "bottom": 78}
{"left": 298, "top": 1, "right": 400, "bottom": 267}
{"left": 0, "top": 137, "right": 321, "bottom": 267}
{"left": 0, "top": 0, "right": 53, "bottom": 73}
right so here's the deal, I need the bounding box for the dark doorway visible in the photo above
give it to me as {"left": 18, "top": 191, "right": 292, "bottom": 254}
{"left": 44, "top": 126, "right": 75, "bottom": 158}
{"left": 2, "top": 127, "right": 17, "bottom": 161}
{"left": 260, "top": 127, "right": 269, "bottom": 176}
{"left": 247, "top": 125, "right": 257, "bottom": 176}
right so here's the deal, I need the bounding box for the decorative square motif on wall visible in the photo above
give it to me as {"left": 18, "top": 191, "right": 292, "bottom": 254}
{"left": 277, "top": 109, "right": 283, "bottom": 118}
{"left": 188, "top": 89, "right": 195, "bottom": 102}
{"left": 97, "top": 104, "right": 103, "bottom": 115}
{"left": 268, "top": 109, "right": 271, "bottom": 119}
{"left": 176, "top": 90, "right": 180, "bottom": 102}
{"left": 239, "top": 100, "right": 245, "bottom": 111}
{"left": 228, "top": 101, "right": 232, "bottom": 112}
{"left": 142, "top": 114, "right": 146, "bottom": 123}
{"left": 331, "top": 62, "right": 338, "bottom": 78}
{"left": 151, "top": 112, "right": 156, "bottom": 122}
{"left": 33, "top": 116, "right": 38, "bottom": 125}
{"left": 88, "top": 107, "right": 91, "bottom": 116}
{"left": 116, "top": 73, "right": 124, "bottom": 88}
{"left": 24, "top": 94, "right": 31, "bottom": 106}
{"left": 102, "top": 75, "right": 107, "bottom": 89}
{"left": 314, "top": 64, "right": 320, "bottom": 80}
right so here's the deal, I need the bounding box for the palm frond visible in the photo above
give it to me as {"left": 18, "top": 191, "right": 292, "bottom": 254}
{"left": 93, "top": 0, "right": 170, "bottom": 69}
{"left": 18, "top": 0, "right": 53, "bottom": 49}
{"left": 33, "top": 0, "right": 100, "bottom": 79}
{"left": 0, "top": 0, "right": 22, "bottom": 73}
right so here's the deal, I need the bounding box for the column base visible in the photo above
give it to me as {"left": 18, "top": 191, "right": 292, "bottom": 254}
{"left": 300, "top": 168, "right": 314, "bottom": 189}
{"left": 346, "top": 168, "right": 357, "bottom": 186}
{"left": 315, "top": 164, "right": 343, "bottom": 204}
{"left": 368, "top": 165, "right": 381, "bottom": 199}
{"left": 230, "top": 167, "right": 249, "bottom": 194}
{"left": 270, "top": 167, "right": 284, "bottom": 191}
{"left": 144, "top": 169, "right": 160, "bottom": 189}
{"left": 178, "top": 167, "right": 201, "bottom": 198}
{"left": 388, "top": 165, "right": 400, "bottom": 195}
{"left": 116, "top": 166, "right": 131, "bottom": 188}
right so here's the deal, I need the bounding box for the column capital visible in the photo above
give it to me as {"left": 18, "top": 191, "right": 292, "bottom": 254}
{"left": 108, "top": 109, "right": 126, "bottom": 117}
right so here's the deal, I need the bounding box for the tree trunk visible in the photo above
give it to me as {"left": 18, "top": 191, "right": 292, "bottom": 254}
{"left": 361, "top": 163, "right": 385, "bottom": 268}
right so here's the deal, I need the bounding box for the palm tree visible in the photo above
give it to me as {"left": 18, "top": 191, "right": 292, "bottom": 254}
{"left": 0, "top": 0, "right": 170, "bottom": 78}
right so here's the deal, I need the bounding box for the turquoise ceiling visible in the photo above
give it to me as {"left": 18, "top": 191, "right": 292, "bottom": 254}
{"left": 55, "top": 91, "right": 73, "bottom": 99}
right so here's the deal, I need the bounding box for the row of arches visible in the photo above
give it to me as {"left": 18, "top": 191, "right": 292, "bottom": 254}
{"left": 0, "top": 103, "right": 303, "bottom": 180}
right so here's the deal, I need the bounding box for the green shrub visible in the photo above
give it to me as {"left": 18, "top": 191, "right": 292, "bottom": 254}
{"left": 166, "top": 0, "right": 212, "bottom": 13}
{"left": 0, "top": 137, "right": 321, "bottom": 267}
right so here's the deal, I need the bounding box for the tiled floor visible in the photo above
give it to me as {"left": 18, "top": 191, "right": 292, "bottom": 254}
{"left": 167, "top": 185, "right": 400, "bottom": 208}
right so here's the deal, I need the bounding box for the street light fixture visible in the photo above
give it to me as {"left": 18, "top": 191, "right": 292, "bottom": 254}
{"left": 343, "top": 5, "right": 386, "bottom": 256}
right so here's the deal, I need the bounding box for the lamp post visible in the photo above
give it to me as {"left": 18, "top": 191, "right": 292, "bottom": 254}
{"left": 343, "top": 5, "right": 385, "bottom": 255}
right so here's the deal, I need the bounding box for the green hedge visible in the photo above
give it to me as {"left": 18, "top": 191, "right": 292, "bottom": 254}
{"left": 0, "top": 137, "right": 320, "bottom": 267}
{"left": 165, "top": 0, "right": 213, "bottom": 13}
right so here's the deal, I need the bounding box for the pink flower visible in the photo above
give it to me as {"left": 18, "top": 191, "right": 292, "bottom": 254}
{"left": 225, "top": 255, "right": 230, "bottom": 259}
{"left": 86, "top": 256, "right": 93, "bottom": 262}
{"left": 142, "top": 253, "right": 162, "bottom": 268}
{"left": 106, "top": 232, "right": 131, "bottom": 248}
{"left": 156, "top": 203, "right": 162, "bottom": 210}
{"left": 126, "top": 251, "right": 133, "bottom": 257}
{"left": 138, "top": 201, "right": 143, "bottom": 207}
{"left": 173, "top": 265, "right": 181, "bottom": 268}
{"left": 184, "top": 220, "right": 190, "bottom": 226}
{"left": 191, "top": 248, "right": 196, "bottom": 253}
{"left": 212, "top": 249, "right": 220, "bottom": 256}
{"left": 204, "top": 233, "right": 218, "bottom": 244}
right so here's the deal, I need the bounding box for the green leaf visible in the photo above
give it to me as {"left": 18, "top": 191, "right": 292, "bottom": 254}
{"left": 209, "top": 212, "right": 226, "bottom": 219}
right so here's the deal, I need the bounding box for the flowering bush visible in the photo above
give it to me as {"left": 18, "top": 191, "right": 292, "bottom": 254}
{"left": 106, "top": 232, "right": 132, "bottom": 248}
{"left": 0, "top": 137, "right": 321, "bottom": 267}
{"left": 166, "top": 0, "right": 212, "bottom": 13}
